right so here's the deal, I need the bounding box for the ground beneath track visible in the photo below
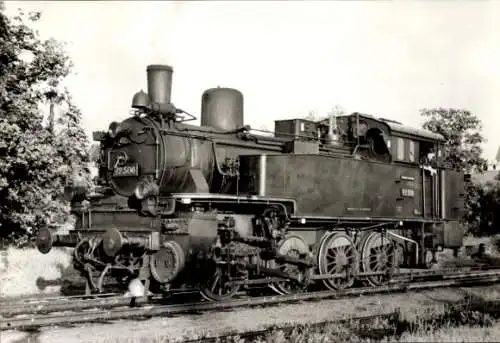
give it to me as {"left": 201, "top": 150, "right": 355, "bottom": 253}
{"left": 3, "top": 283, "right": 500, "bottom": 343}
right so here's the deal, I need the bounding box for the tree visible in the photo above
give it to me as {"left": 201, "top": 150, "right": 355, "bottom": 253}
{"left": 89, "top": 143, "right": 100, "bottom": 165}
{"left": 420, "top": 108, "right": 488, "bottom": 173}
{"left": 420, "top": 108, "right": 496, "bottom": 236}
{"left": 54, "top": 91, "right": 92, "bottom": 190}
{"left": 465, "top": 180, "right": 500, "bottom": 236}
{"left": 0, "top": 4, "right": 91, "bottom": 244}
{"left": 304, "top": 105, "right": 346, "bottom": 122}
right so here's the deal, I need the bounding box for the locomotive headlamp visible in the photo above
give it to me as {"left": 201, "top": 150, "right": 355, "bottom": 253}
{"left": 108, "top": 121, "right": 121, "bottom": 139}
{"left": 134, "top": 177, "right": 159, "bottom": 200}
{"left": 134, "top": 183, "right": 147, "bottom": 200}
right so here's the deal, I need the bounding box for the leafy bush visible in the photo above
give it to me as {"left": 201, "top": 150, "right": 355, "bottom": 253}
{"left": 0, "top": 3, "right": 91, "bottom": 245}
{"left": 465, "top": 179, "right": 500, "bottom": 237}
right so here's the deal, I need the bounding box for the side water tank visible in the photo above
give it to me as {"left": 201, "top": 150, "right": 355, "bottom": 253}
{"left": 201, "top": 87, "right": 244, "bottom": 131}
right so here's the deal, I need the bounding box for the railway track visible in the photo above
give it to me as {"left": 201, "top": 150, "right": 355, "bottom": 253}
{"left": 2, "top": 266, "right": 500, "bottom": 331}
{"left": 0, "top": 290, "right": 199, "bottom": 317}
{"left": 0, "top": 265, "right": 495, "bottom": 317}
{"left": 0, "top": 292, "right": 119, "bottom": 305}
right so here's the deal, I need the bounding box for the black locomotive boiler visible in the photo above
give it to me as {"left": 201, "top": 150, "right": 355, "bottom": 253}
{"left": 36, "top": 64, "right": 466, "bottom": 300}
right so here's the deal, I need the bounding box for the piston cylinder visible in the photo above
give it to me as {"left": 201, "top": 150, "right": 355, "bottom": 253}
{"left": 147, "top": 64, "right": 173, "bottom": 105}
{"left": 201, "top": 87, "right": 244, "bottom": 131}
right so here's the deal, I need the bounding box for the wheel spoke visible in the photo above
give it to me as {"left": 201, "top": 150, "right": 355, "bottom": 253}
{"left": 210, "top": 273, "right": 221, "bottom": 293}
{"left": 326, "top": 249, "right": 337, "bottom": 259}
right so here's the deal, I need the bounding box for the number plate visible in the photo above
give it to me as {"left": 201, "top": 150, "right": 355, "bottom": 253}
{"left": 113, "top": 164, "right": 139, "bottom": 177}
{"left": 400, "top": 188, "right": 415, "bottom": 198}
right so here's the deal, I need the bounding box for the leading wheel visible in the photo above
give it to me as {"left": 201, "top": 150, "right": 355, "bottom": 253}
{"left": 270, "top": 235, "right": 311, "bottom": 295}
{"left": 200, "top": 265, "right": 241, "bottom": 301}
{"left": 360, "top": 231, "right": 397, "bottom": 286}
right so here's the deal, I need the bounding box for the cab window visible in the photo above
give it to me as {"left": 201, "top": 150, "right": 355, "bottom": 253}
{"left": 396, "top": 138, "right": 405, "bottom": 161}
{"left": 408, "top": 140, "right": 415, "bottom": 162}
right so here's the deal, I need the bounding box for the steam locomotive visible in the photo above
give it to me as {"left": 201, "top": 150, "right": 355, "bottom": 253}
{"left": 36, "top": 64, "right": 466, "bottom": 300}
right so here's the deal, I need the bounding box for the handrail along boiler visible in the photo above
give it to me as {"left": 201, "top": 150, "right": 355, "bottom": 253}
{"left": 36, "top": 64, "right": 466, "bottom": 299}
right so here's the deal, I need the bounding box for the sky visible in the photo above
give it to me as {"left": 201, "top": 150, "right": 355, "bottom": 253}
{"left": 5, "top": 1, "right": 500, "bottom": 162}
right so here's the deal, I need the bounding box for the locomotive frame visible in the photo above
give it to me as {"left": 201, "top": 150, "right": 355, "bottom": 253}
{"left": 36, "top": 64, "right": 466, "bottom": 300}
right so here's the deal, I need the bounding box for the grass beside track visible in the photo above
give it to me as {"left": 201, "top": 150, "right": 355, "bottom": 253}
{"left": 247, "top": 297, "right": 500, "bottom": 343}
{"left": 103, "top": 295, "right": 500, "bottom": 343}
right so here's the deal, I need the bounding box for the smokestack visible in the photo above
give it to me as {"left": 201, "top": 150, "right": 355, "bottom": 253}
{"left": 146, "top": 65, "right": 173, "bottom": 105}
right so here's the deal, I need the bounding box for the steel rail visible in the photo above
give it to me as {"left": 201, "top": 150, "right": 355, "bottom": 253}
{"left": 0, "top": 264, "right": 493, "bottom": 307}
{"left": 0, "top": 292, "right": 118, "bottom": 305}
{"left": 0, "top": 291, "right": 201, "bottom": 317}
{"left": 0, "top": 264, "right": 492, "bottom": 307}
{"left": 1, "top": 295, "right": 155, "bottom": 317}
{"left": 2, "top": 266, "right": 500, "bottom": 318}
{"left": 2, "top": 271, "right": 500, "bottom": 331}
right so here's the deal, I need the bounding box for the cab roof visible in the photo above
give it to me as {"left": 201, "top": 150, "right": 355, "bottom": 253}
{"left": 352, "top": 113, "right": 445, "bottom": 142}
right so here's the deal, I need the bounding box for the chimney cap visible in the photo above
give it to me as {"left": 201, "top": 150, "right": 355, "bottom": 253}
{"left": 147, "top": 64, "right": 173, "bottom": 72}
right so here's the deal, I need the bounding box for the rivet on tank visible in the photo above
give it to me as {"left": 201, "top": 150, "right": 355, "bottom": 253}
{"left": 201, "top": 87, "right": 244, "bottom": 131}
